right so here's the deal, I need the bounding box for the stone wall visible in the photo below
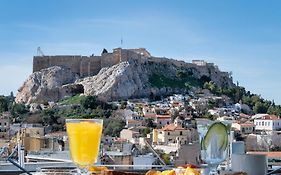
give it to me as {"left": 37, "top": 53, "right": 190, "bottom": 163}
{"left": 34, "top": 56, "right": 82, "bottom": 75}
{"left": 33, "top": 55, "right": 102, "bottom": 77}
{"left": 101, "top": 53, "right": 119, "bottom": 68}
{"left": 32, "top": 48, "right": 233, "bottom": 87}
{"left": 33, "top": 48, "right": 152, "bottom": 77}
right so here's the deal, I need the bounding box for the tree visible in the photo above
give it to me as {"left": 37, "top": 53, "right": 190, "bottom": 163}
{"left": 200, "top": 75, "right": 211, "bottom": 84}
{"left": 203, "top": 112, "right": 215, "bottom": 120}
{"left": 145, "top": 118, "right": 156, "bottom": 128}
{"left": 253, "top": 102, "right": 268, "bottom": 114}
{"left": 11, "top": 103, "right": 28, "bottom": 116}
{"left": 120, "top": 101, "right": 127, "bottom": 109}
{"left": 140, "top": 128, "right": 151, "bottom": 137}
{"left": 10, "top": 103, "right": 29, "bottom": 122}
{"left": 42, "top": 109, "right": 59, "bottom": 125}
{"left": 170, "top": 108, "right": 179, "bottom": 121}
{"left": 161, "top": 153, "right": 171, "bottom": 165}
{"left": 267, "top": 105, "right": 281, "bottom": 116}
{"left": 176, "top": 69, "right": 186, "bottom": 78}
{"left": 103, "top": 118, "right": 125, "bottom": 137}
{"left": 0, "top": 96, "right": 8, "bottom": 113}
{"left": 81, "top": 96, "right": 98, "bottom": 109}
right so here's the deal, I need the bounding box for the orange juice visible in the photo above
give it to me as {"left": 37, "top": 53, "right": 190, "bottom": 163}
{"left": 66, "top": 120, "right": 103, "bottom": 166}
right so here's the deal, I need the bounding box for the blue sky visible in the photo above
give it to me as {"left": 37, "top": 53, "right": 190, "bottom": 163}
{"left": 0, "top": 0, "right": 281, "bottom": 104}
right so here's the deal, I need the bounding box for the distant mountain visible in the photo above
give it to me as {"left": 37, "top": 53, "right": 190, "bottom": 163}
{"left": 16, "top": 49, "right": 235, "bottom": 104}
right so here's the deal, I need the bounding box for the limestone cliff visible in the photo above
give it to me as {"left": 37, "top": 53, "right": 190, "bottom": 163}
{"left": 16, "top": 57, "right": 235, "bottom": 104}
{"left": 15, "top": 66, "right": 81, "bottom": 104}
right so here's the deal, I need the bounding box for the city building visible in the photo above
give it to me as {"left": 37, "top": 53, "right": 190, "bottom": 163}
{"left": 153, "top": 118, "right": 196, "bottom": 145}
{"left": 254, "top": 115, "right": 281, "bottom": 131}
{"left": 154, "top": 115, "right": 171, "bottom": 126}
{"left": 126, "top": 119, "right": 143, "bottom": 128}
{"left": 120, "top": 129, "right": 140, "bottom": 143}
{"left": 232, "top": 122, "right": 255, "bottom": 134}
{"left": 0, "top": 112, "right": 11, "bottom": 139}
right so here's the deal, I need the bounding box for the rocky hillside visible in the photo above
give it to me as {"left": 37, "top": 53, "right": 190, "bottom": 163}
{"left": 16, "top": 58, "right": 235, "bottom": 104}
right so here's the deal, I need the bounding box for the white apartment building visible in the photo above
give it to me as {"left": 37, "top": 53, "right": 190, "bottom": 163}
{"left": 254, "top": 115, "right": 281, "bottom": 131}
{"left": 232, "top": 122, "right": 255, "bottom": 134}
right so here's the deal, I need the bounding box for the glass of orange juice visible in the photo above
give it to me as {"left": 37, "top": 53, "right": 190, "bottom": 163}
{"left": 66, "top": 119, "right": 103, "bottom": 175}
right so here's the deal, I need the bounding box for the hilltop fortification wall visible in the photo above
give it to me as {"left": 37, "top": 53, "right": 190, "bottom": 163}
{"left": 33, "top": 48, "right": 152, "bottom": 77}
{"left": 33, "top": 55, "right": 102, "bottom": 77}
{"left": 32, "top": 48, "right": 232, "bottom": 87}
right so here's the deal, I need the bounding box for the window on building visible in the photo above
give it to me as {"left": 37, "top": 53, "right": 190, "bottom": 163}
{"left": 180, "top": 131, "right": 182, "bottom": 135}
{"left": 4, "top": 123, "right": 6, "bottom": 126}
{"left": 262, "top": 122, "right": 264, "bottom": 126}
{"left": 168, "top": 132, "right": 170, "bottom": 135}
{"left": 259, "top": 122, "right": 261, "bottom": 126}
{"left": 159, "top": 122, "right": 162, "bottom": 125}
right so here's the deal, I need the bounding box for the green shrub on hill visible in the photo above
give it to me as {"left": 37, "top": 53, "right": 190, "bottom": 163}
{"left": 149, "top": 73, "right": 201, "bottom": 89}
{"left": 59, "top": 94, "right": 86, "bottom": 105}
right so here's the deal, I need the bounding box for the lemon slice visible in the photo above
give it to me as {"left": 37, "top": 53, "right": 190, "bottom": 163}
{"left": 201, "top": 122, "right": 228, "bottom": 150}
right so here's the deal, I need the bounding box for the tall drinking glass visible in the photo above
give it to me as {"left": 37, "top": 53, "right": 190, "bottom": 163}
{"left": 197, "top": 119, "right": 229, "bottom": 175}
{"left": 66, "top": 119, "right": 103, "bottom": 175}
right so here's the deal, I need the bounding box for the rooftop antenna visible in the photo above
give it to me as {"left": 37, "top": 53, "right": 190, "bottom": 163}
{"left": 120, "top": 37, "right": 123, "bottom": 47}
{"left": 37, "top": 47, "right": 45, "bottom": 56}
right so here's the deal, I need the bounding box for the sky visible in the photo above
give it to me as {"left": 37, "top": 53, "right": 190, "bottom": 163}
{"left": 0, "top": 0, "right": 281, "bottom": 104}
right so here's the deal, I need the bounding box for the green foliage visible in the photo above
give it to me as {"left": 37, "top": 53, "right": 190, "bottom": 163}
{"left": 120, "top": 101, "right": 127, "bottom": 109}
{"left": 10, "top": 103, "right": 29, "bottom": 116}
{"left": 149, "top": 92, "right": 161, "bottom": 101}
{"left": 140, "top": 128, "right": 151, "bottom": 137}
{"left": 103, "top": 118, "right": 125, "bottom": 137}
{"left": 267, "top": 105, "right": 281, "bottom": 116}
{"left": 203, "top": 112, "right": 215, "bottom": 120}
{"left": 144, "top": 118, "right": 156, "bottom": 128}
{"left": 176, "top": 69, "right": 187, "bottom": 78}
{"left": 149, "top": 73, "right": 201, "bottom": 89}
{"left": 9, "top": 103, "right": 29, "bottom": 123}
{"left": 81, "top": 96, "right": 98, "bottom": 109}
{"left": 42, "top": 108, "right": 60, "bottom": 125}
{"left": 204, "top": 81, "right": 219, "bottom": 94}
{"left": 253, "top": 102, "right": 269, "bottom": 114}
{"left": 200, "top": 75, "right": 211, "bottom": 84}
{"left": 208, "top": 99, "right": 218, "bottom": 109}
{"left": 0, "top": 96, "right": 8, "bottom": 113}
{"left": 170, "top": 109, "right": 179, "bottom": 121}
{"left": 59, "top": 94, "right": 86, "bottom": 105}
{"left": 161, "top": 153, "right": 171, "bottom": 165}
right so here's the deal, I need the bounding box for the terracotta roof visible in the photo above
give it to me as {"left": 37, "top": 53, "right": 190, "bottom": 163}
{"left": 127, "top": 119, "right": 142, "bottom": 124}
{"left": 260, "top": 115, "right": 280, "bottom": 120}
{"left": 161, "top": 124, "right": 186, "bottom": 131}
{"left": 247, "top": 152, "right": 281, "bottom": 158}
{"left": 156, "top": 115, "right": 171, "bottom": 119}
{"left": 144, "top": 113, "right": 156, "bottom": 118}
{"left": 115, "top": 138, "right": 127, "bottom": 142}
{"left": 239, "top": 122, "right": 255, "bottom": 127}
